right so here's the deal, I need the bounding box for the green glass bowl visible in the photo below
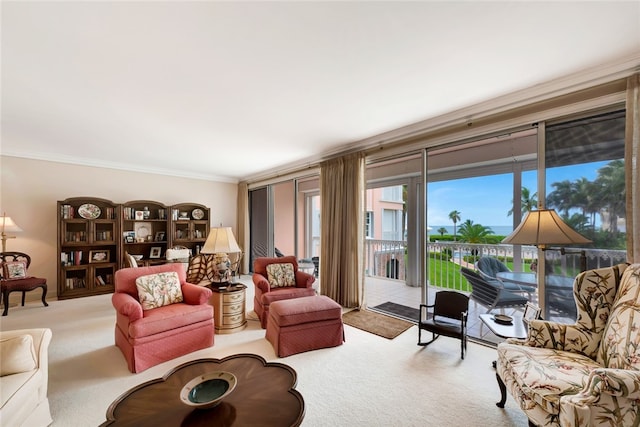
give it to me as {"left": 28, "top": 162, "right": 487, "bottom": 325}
{"left": 180, "top": 371, "right": 237, "bottom": 409}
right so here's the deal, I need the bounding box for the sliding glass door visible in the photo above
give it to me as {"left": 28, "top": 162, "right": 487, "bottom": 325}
{"left": 541, "top": 109, "right": 627, "bottom": 320}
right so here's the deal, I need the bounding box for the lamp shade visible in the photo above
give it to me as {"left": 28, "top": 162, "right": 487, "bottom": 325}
{"left": 502, "top": 209, "right": 592, "bottom": 246}
{"left": 201, "top": 227, "right": 241, "bottom": 254}
{"left": 1, "top": 213, "right": 23, "bottom": 252}
{"left": 1, "top": 215, "right": 23, "bottom": 233}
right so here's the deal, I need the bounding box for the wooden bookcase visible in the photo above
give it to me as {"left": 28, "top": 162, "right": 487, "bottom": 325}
{"left": 169, "top": 203, "right": 210, "bottom": 256}
{"left": 57, "top": 197, "right": 120, "bottom": 300}
{"left": 121, "top": 200, "right": 169, "bottom": 267}
{"left": 57, "top": 197, "right": 211, "bottom": 299}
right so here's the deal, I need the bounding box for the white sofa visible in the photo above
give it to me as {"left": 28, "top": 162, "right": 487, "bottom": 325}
{"left": 0, "top": 328, "right": 53, "bottom": 427}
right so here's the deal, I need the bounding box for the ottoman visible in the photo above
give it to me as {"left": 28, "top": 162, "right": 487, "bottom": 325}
{"left": 266, "top": 295, "right": 344, "bottom": 357}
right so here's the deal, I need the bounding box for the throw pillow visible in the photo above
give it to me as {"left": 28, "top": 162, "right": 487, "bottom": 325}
{"left": 266, "top": 263, "right": 296, "bottom": 288}
{"left": 2, "top": 261, "right": 28, "bottom": 279}
{"left": 135, "top": 271, "right": 184, "bottom": 310}
{"left": 0, "top": 334, "right": 37, "bottom": 376}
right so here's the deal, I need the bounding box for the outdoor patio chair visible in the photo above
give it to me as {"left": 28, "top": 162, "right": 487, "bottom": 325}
{"left": 418, "top": 290, "right": 469, "bottom": 359}
{"left": 475, "top": 256, "right": 536, "bottom": 299}
{"left": 459, "top": 267, "right": 528, "bottom": 313}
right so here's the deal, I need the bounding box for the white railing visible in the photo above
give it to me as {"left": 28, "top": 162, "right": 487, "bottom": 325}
{"left": 365, "top": 239, "right": 627, "bottom": 290}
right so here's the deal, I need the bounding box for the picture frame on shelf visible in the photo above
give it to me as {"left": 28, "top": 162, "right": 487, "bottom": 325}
{"left": 89, "top": 250, "right": 109, "bottom": 263}
{"left": 123, "top": 231, "right": 135, "bottom": 243}
{"left": 523, "top": 303, "right": 541, "bottom": 324}
{"left": 155, "top": 231, "right": 165, "bottom": 242}
{"left": 134, "top": 222, "right": 152, "bottom": 241}
{"left": 135, "top": 210, "right": 145, "bottom": 220}
{"left": 149, "top": 247, "right": 162, "bottom": 259}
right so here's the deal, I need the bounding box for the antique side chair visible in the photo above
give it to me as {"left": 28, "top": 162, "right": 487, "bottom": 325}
{"left": 0, "top": 251, "right": 49, "bottom": 316}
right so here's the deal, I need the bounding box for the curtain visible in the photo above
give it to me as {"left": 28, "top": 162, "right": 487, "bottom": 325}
{"left": 236, "top": 182, "right": 250, "bottom": 274}
{"left": 626, "top": 74, "right": 640, "bottom": 263}
{"left": 320, "top": 152, "right": 365, "bottom": 307}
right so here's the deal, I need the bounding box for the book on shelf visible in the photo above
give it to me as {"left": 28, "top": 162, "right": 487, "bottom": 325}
{"left": 65, "top": 277, "right": 86, "bottom": 290}
{"left": 61, "top": 204, "right": 75, "bottom": 219}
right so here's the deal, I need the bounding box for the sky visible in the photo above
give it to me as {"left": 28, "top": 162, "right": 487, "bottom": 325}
{"left": 427, "top": 160, "right": 608, "bottom": 230}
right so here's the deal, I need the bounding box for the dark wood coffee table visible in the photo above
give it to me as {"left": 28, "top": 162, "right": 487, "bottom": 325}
{"left": 101, "top": 353, "right": 305, "bottom": 426}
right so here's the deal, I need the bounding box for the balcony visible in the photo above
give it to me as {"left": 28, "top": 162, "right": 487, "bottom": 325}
{"left": 364, "top": 239, "right": 626, "bottom": 344}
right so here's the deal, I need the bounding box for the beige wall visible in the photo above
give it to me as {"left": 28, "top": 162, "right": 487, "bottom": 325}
{"left": 1, "top": 156, "right": 237, "bottom": 299}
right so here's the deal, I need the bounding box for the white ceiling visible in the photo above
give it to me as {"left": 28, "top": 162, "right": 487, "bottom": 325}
{"left": 2, "top": 1, "right": 639, "bottom": 183}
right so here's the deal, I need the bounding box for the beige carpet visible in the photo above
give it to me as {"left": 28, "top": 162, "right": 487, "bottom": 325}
{"left": 343, "top": 309, "right": 414, "bottom": 339}
{"left": 0, "top": 279, "right": 528, "bottom": 426}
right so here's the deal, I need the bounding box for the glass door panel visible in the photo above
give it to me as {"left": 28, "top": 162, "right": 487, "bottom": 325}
{"left": 543, "top": 110, "right": 627, "bottom": 322}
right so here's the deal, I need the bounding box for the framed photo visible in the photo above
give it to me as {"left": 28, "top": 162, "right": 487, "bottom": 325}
{"left": 134, "top": 222, "right": 152, "bottom": 241}
{"left": 123, "top": 231, "right": 135, "bottom": 243}
{"left": 89, "top": 250, "right": 109, "bottom": 263}
{"left": 135, "top": 210, "right": 145, "bottom": 220}
{"left": 149, "top": 247, "right": 162, "bottom": 259}
{"left": 155, "top": 231, "right": 165, "bottom": 242}
{"left": 523, "top": 303, "right": 541, "bottom": 324}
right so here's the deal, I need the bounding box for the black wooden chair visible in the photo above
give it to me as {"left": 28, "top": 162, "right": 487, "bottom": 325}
{"left": 0, "top": 251, "right": 48, "bottom": 316}
{"left": 460, "top": 267, "right": 528, "bottom": 313}
{"left": 418, "top": 290, "right": 469, "bottom": 359}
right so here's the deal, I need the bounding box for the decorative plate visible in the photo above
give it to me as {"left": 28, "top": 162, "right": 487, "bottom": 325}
{"left": 78, "top": 203, "right": 101, "bottom": 219}
{"left": 192, "top": 208, "right": 205, "bottom": 220}
{"left": 180, "top": 371, "right": 237, "bottom": 409}
{"left": 134, "top": 222, "right": 152, "bottom": 239}
{"left": 492, "top": 314, "right": 513, "bottom": 325}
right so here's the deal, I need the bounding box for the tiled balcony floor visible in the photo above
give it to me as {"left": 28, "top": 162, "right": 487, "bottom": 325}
{"left": 363, "top": 276, "right": 525, "bottom": 346}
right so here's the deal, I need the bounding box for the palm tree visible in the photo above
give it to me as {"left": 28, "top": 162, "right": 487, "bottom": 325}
{"left": 595, "top": 160, "right": 625, "bottom": 233}
{"left": 437, "top": 227, "right": 448, "bottom": 236}
{"left": 572, "top": 177, "right": 599, "bottom": 232}
{"left": 564, "top": 213, "right": 590, "bottom": 233}
{"left": 547, "top": 180, "right": 574, "bottom": 216}
{"left": 448, "top": 210, "right": 461, "bottom": 241}
{"left": 458, "top": 219, "right": 494, "bottom": 243}
{"left": 507, "top": 187, "right": 538, "bottom": 217}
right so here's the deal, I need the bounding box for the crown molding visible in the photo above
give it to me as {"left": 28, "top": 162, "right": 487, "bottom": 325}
{"left": 0, "top": 151, "right": 239, "bottom": 184}
{"left": 243, "top": 52, "right": 640, "bottom": 185}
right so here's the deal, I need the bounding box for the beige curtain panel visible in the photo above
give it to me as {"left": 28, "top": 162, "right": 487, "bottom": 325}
{"left": 236, "top": 182, "right": 250, "bottom": 275}
{"left": 626, "top": 73, "right": 640, "bottom": 264}
{"left": 320, "top": 152, "right": 365, "bottom": 308}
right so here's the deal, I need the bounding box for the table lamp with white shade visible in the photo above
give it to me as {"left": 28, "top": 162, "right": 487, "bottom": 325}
{"left": 1, "top": 213, "right": 23, "bottom": 252}
{"left": 200, "top": 227, "right": 242, "bottom": 285}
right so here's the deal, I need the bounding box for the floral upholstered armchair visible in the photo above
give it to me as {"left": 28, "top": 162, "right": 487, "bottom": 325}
{"left": 496, "top": 263, "right": 640, "bottom": 427}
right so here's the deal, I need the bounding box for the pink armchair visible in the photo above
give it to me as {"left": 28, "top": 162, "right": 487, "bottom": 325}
{"left": 253, "top": 256, "right": 316, "bottom": 328}
{"left": 112, "top": 263, "right": 214, "bottom": 373}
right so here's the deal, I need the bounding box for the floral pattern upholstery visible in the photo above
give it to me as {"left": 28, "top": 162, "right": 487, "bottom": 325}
{"left": 266, "top": 263, "right": 296, "bottom": 288}
{"left": 135, "top": 271, "right": 184, "bottom": 310}
{"left": 497, "top": 263, "right": 640, "bottom": 427}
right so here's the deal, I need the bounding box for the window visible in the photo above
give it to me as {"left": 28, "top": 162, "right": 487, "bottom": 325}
{"left": 381, "top": 186, "right": 403, "bottom": 202}
{"left": 543, "top": 109, "right": 627, "bottom": 321}
{"left": 365, "top": 211, "right": 374, "bottom": 238}
{"left": 382, "top": 209, "right": 402, "bottom": 240}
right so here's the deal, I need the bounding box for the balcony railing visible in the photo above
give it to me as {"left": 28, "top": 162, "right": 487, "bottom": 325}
{"left": 365, "top": 239, "right": 627, "bottom": 291}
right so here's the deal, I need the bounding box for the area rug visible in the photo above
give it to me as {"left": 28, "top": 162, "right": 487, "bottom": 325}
{"left": 370, "top": 301, "right": 420, "bottom": 323}
{"left": 342, "top": 309, "right": 413, "bottom": 339}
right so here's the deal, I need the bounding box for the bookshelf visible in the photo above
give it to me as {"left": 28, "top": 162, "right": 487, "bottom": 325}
{"left": 57, "top": 197, "right": 120, "bottom": 300}
{"left": 57, "top": 198, "right": 212, "bottom": 299}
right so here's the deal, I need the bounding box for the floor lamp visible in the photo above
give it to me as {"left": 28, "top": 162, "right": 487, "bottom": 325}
{"left": 502, "top": 209, "right": 592, "bottom": 272}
